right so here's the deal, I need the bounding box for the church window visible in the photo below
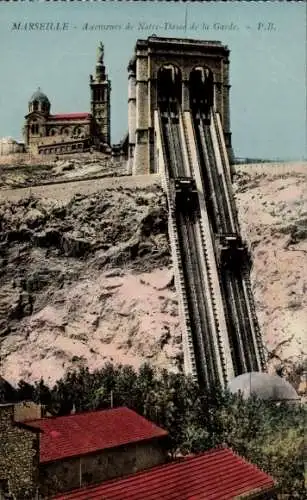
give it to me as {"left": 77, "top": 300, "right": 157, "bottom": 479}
{"left": 74, "top": 126, "right": 83, "bottom": 137}
{"left": 33, "top": 100, "right": 39, "bottom": 111}
{"left": 31, "top": 123, "right": 39, "bottom": 134}
{"left": 41, "top": 102, "right": 48, "bottom": 113}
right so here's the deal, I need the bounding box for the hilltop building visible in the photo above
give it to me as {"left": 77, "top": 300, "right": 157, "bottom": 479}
{"left": 23, "top": 42, "right": 111, "bottom": 155}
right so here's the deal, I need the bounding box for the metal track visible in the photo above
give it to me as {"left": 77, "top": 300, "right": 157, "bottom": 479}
{"left": 181, "top": 111, "right": 229, "bottom": 385}
{"left": 193, "top": 109, "right": 265, "bottom": 375}
{"left": 156, "top": 111, "right": 198, "bottom": 380}
{"left": 161, "top": 104, "right": 229, "bottom": 387}
{"left": 192, "top": 112, "right": 244, "bottom": 374}
{"left": 176, "top": 211, "right": 213, "bottom": 389}
{"left": 193, "top": 118, "right": 223, "bottom": 234}
{"left": 213, "top": 112, "right": 240, "bottom": 232}
{"left": 158, "top": 99, "right": 265, "bottom": 387}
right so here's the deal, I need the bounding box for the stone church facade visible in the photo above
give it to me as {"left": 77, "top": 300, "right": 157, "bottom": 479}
{"left": 23, "top": 42, "right": 111, "bottom": 155}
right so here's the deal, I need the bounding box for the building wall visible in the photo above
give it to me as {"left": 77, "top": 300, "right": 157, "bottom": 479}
{"left": 0, "top": 404, "right": 39, "bottom": 499}
{"left": 39, "top": 439, "right": 167, "bottom": 497}
{"left": 45, "top": 122, "right": 91, "bottom": 139}
{"left": 0, "top": 140, "right": 24, "bottom": 155}
{"left": 38, "top": 138, "right": 92, "bottom": 155}
{"left": 25, "top": 117, "right": 91, "bottom": 153}
{"left": 13, "top": 401, "right": 42, "bottom": 422}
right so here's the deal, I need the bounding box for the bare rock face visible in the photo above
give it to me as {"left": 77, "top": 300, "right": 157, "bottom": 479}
{"left": 0, "top": 185, "right": 177, "bottom": 385}
{"left": 233, "top": 162, "right": 307, "bottom": 380}
{"left": 0, "top": 162, "right": 306, "bottom": 390}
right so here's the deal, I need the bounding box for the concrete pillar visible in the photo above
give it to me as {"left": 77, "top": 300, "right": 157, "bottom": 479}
{"left": 133, "top": 80, "right": 149, "bottom": 174}
{"left": 214, "top": 82, "right": 223, "bottom": 116}
{"left": 136, "top": 81, "right": 148, "bottom": 131}
{"left": 182, "top": 80, "right": 190, "bottom": 111}
{"left": 148, "top": 78, "right": 157, "bottom": 173}
{"left": 221, "top": 60, "right": 229, "bottom": 130}
{"left": 148, "top": 78, "right": 157, "bottom": 128}
{"left": 133, "top": 129, "right": 149, "bottom": 175}
{"left": 128, "top": 72, "right": 136, "bottom": 146}
{"left": 222, "top": 58, "right": 233, "bottom": 161}
{"left": 136, "top": 56, "right": 148, "bottom": 130}
{"left": 133, "top": 55, "right": 150, "bottom": 174}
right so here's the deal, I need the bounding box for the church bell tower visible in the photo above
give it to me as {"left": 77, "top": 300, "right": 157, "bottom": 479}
{"left": 90, "top": 42, "right": 111, "bottom": 147}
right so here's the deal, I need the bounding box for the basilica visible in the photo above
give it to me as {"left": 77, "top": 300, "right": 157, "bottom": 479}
{"left": 23, "top": 43, "right": 111, "bottom": 155}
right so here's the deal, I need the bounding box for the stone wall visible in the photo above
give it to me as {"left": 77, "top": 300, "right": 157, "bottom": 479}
{"left": 39, "top": 439, "right": 168, "bottom": 497}
{"left": 0, "top": 404, "right": 39, "bottom": 499}
{"left": 13, "top": 401, "right": 43, "bottom": 422}
{"left": 37, "top": 138, "right": 92, "bottom": 156}
{"left": 25, "top": 119, "right": 92, "bottom": 154}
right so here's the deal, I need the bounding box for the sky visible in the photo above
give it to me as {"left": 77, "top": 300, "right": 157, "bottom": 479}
{"left": 0, "top": 2, "right": 306, "bottom": 160}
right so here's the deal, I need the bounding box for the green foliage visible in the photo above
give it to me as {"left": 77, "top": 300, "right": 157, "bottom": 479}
{"left": 9, "top": 364, "right": 306, "bottom": 498}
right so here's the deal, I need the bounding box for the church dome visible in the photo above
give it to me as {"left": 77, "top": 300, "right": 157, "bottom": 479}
{"left": 228, "top": 372, "right": 300, "bottom": 402}
{"left": 28, "top": 88, "right": 50, "bottom": 114}
{"left": 29, "top": 88, "right": 50, "bottom": 106}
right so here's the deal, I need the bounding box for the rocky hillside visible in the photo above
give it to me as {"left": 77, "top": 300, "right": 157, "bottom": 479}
{"left": 233, "top": 162, "right": 306, "bottom": 381}
{"left": 0, "top": 162, "right": 306, "bottom": 388}
{"left": 0, "top": 152, "right": 125, "bottom": 188}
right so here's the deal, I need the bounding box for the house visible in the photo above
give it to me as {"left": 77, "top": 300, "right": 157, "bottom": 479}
{"left": 0, "top": 404, "right": 168, "bottom": 499}
{"left": 53, "top": 447, "right": 277, "bottom": 500}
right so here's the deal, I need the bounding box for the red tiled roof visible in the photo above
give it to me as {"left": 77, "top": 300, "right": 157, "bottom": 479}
{"left": 53, "top": 448, "right": 276, "bottom": 500}
{"left": 25, "top": 407, "right": 168, "bottom": 464}
{"left": 49, "top": 113, "right": 91, "bottom": 120}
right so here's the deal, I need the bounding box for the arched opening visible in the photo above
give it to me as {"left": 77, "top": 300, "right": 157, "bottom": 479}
{"left": 62, "top": 128, "right": 71, "bottom": 137}
{"left": 32, "top": 100, "right": 39, "bottom": 112}
{"left": 31, "top": 120, "right": 39, "bottom": 135}
{"left": 157, "top": 64, "right": 182, "bottom": 112}
{"left": 189, "top": 66, "right": 214, "bottom": 119}
{"left": 73, "top": 126, "right": 83, "bottom": 138}
{"left": 41, "top": 102, "right": 49, "bottom": 114}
